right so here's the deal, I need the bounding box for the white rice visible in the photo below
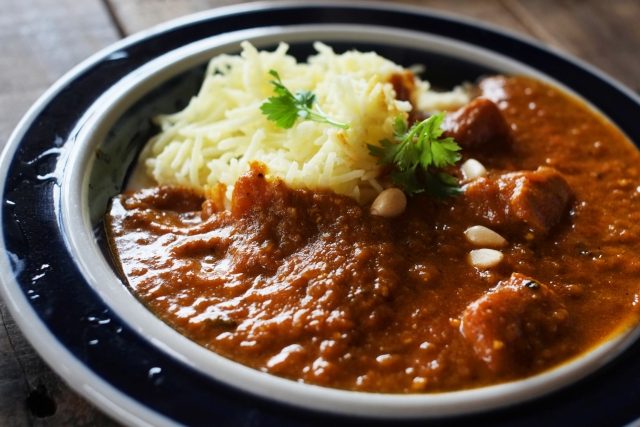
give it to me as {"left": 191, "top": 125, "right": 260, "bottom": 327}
{"left": 140, "top": 41, "right": 470, "bottom": 206}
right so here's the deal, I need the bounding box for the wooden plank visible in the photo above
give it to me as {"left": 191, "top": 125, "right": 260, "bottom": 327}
{"left": 0, "top": 0, "right": 123, "bottom": 425}
{"left": 106, "top": 0, "right": 532, "bottom": 37}
{"left": 0, "top": 0, "right": 122, "bottom": 145}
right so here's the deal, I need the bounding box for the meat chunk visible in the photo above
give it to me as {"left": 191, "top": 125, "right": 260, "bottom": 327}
{"left": 464, "top": 166, "right": 572, "bottom": 236}
{"left": 442, "top": 97, "right": 512, "bottom": 152}
{"left": 461, "top": 273, "right": 568, "bottom": 372}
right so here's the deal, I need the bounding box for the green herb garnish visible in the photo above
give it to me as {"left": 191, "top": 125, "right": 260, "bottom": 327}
{"left": 367, "top": 113, "right": 462, "bottom": 199}
{"left": 260, "top": 70, "right": 349, "bottom": 130}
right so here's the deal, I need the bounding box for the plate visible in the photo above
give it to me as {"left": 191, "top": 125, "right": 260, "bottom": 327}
{"left": 2, "top": 2, "right": 640, "bottom": 426}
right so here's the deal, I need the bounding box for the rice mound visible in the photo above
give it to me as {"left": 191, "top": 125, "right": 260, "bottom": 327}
{"left": 141, "top": 41, "right": 470, "bottom": 205}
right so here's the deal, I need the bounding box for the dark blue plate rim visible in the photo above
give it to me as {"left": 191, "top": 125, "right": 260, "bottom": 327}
{"left": 1, "top": 2, "right": 640, "bottom": 426}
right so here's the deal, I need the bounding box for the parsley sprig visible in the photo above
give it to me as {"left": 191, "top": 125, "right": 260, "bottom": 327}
{"left": 367, "top": 113, "right": 462, "bottom": 199}
{"left": 260, "top": 70, "right": 349, "bottom": 130}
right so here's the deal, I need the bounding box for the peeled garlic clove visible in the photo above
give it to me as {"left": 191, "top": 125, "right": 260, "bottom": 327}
{"left": 370, "top": 188, "right": 407, "bottom": 218}
{"left": 464, "top": 225, "right": 507, "bottom": 247}
{"left": 468, "top": 249, "right": 504, "bottom": 268}
{"left": 461, "top": 159, "right": 487, "bottom": 180}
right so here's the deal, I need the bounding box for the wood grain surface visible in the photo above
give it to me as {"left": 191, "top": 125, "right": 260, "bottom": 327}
{"left": 0, "top": 0, "right": 638, "bottom": 425}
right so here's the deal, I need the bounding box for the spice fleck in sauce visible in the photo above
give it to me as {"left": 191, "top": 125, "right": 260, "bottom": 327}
{"left": 106, "top": 76, "right": 640, "bottom": 393}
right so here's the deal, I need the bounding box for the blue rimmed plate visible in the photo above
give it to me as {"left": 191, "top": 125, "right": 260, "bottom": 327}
{"left": 2, "top": 3, "right": 640, "bottom": 426}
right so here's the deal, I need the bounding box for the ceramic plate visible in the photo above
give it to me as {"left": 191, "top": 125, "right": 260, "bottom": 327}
{"left": 2, "top": 3, "right": 640, "bottom": 426}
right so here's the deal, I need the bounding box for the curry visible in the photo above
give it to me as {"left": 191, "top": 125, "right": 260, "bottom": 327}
{"left": 106, "top": 76, "right": 640, "bottom": 393}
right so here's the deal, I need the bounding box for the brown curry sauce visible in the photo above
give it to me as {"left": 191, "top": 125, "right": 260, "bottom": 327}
{"left": 106, "top": 76, "right": 640, "bottom": 393}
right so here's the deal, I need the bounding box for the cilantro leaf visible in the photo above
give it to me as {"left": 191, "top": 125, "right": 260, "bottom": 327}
{"left": 260, "top": 95, "right": 299, "bottom": 129}
{"left": 391, "top": 165, "right": 424, "bottom": 196}
{"left": 293, "top": 90, "right": 316, "bottom": 109}
{"left": 260, "top": 70, "right": 348, "bottom": 130}
{"left": 430, "top": 136, "right": 461, "bottom": 168}
{"left": 392, "top": 114, "right": 408, "bottom": 140}
{"left": 425, "top": 173, "right": 464, "bottom": 200}
{"left": 368, "top": 139, "right": 400, "bottom": 165}
{"left": 367, "top": 112, "right": 462, "bottom": 200}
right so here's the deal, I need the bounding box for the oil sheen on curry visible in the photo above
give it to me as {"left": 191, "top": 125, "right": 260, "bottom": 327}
{"left": 106, "top": 76, "right": 640, "bottom": 393}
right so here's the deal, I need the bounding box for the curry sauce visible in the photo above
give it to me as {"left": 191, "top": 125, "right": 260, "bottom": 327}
{"left": 106, "top": 76, "right": 640, "bottom": 393}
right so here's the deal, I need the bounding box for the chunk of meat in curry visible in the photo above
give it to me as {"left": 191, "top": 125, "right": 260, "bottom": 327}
{"left": 461, "top": 273, "right": 569, "bottom": 373}
{"left": 442, "top": 97, "right": 513, "bottom": 152}
{"left": 464, "top": 166, "right": 572, "bottom": 237}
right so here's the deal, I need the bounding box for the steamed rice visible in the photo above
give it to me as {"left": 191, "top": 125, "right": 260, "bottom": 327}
{"left": 140, "top": 41, "right": 470, "bottom": 206}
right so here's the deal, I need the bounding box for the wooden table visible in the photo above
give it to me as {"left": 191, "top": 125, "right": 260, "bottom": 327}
{"left": 1, "top": 0, "right": 638, "bottom": 425}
